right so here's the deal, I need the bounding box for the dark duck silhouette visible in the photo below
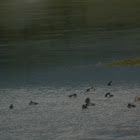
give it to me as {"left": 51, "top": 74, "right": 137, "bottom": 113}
{"left": 82, "top": 104, "right": 88, "bottom": 109}
{"left": 85, "top": 97, "right": 95, "bottom": 106}
{"left": 85, "top": 97, "right": 90, "bottom": 104}
{"left": 108, "top": 81, "right": 113, "bottom": 86}
{"left": 105, "top": 92, "right": 113, "bottom": 98}
{"left": 29, "top": 101, "right": 38, "bottom": 105}
{"left": 9, "top": 104, "right": 14, "bottom": 109}
{"left": 69, "top": 94, "right": 77, "bottom": 98}
{"left": 86, "top": 86, "right": 95, "bottom": 92}
{"left": 127, "top": 103, "right": 136, "bottom": 108}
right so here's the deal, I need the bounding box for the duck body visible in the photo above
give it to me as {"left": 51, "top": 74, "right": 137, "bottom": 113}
{"left": 29, "top": 101, "right": 38, "bottom": 105}
{"left": 85, "top": 98, "right": 95, "bottom": 106}
{"left": 108, "top": 81, "right": 113, "bottom": 86}
{"left": 86, "top": 103, "right": 95, "bottom": 106}
{"left": 9, "top": 104, "right": 14, "bottom": 109}
{"left": 82, "top": 104, "right": 87, "bottom": 109}
{"left": 105, "top": 93, "right": 113, "bottom": 98}
{"left": 127, "top": 103, "right": 136, "bottom": 108}
{"left": 85, "top": 97, "right": 90, "bottom": 104}
{"left": 69, "top": 94, "right": 77, "bottom": 98}
{"left": 86, "top": 87, "right": 95, "bottom": 92}
{"left": 134, "top": 96, "right": 140, "bottom": 102}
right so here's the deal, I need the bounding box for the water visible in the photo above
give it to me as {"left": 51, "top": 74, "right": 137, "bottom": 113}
{"left": 0, "top": 0, "right": 140, "bottom": 140}
{"left": 0, "top": 81, "right": 140, "bottom": 140}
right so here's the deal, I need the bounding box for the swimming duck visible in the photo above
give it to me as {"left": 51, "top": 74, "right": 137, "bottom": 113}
{"left": 29, "top": 101, "right": 38, "bottom": 105}
{"left": 9, "top": 104, "right": 14, "bottom": 109}
{"left": 85, "top": 97, "right": 90, "bottom": 104}
{"left": 108, "top": 81, "right": 113, "bottom": 86}
{"left": 82, "top": 104, "right": 87, "bottom": 109}
{"left": 127, "top": 103, "right": 136, "bottom": 108}
{"left": 85, "top": 98, "right": 95, "bottom": 106}
{"left": 86, "top": 86, "right": 95, "bottom": 92}
{"left": 105, "top": 92, "right": 113, "bottom": 98}
{"left": 69, "top": 94, "right": 77, "bottom": 98}
{"left": 134, "top": 96, "right": 140, "bottom": 102}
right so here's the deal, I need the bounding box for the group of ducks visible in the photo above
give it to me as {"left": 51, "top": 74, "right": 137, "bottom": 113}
{"left": 9, "top": 81, "right": 140, "bottom": 109}
{"left": 9, "top": 101, "right": 38, "bottom": 109}
{"left": 69, "top": 81, "right": 140, "bottom": 109}
{"left": 68, "top": 81, "right": 113, "bottom": 109}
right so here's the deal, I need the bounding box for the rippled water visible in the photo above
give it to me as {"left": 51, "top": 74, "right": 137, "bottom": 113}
{"left": 0, "top": 0, "right": 140, "bottom": 140}
{"left": 0, "top": 80, "right": 140, "bottom": 140}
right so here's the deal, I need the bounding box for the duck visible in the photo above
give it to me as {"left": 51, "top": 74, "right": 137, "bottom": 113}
{"left": 108, "top": 81, "right": 113, "bottom": 86}
{"left": 85, "top": 98, "right": 95, "bottom": 106}
{"left": 85, "top": 97, "right": 90, "bottom": 104}
{"left": 9, "top": 104, "right": 14, "bottom": 109}
{"left": 127, "top": 103, "right": 136, "bottom": 108}
{"left": 86, "top": 86, "right": 95, "bottom": 92}
{"left": 134, "top": 96, "right": 140, "bottom": 102}
{"left": 105, "top": 92, "right": 113, "bottom": 98}
{"left": 69, "top": 94, "right": 77, "bottom": 98}
{"left": 82, "top": 104, "right": 87, "bottom": 109}
{"left": 29, "top": 101, "right": 38, "bottom": 105}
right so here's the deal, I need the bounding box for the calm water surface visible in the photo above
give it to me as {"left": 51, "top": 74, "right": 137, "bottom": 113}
{"left": 0, "top": 0, "right": 140, "bottom": 140}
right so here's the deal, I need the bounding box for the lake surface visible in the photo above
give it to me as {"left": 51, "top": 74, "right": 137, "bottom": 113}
{"left": 0, "top": 0, "right": 140, "bottom": 140}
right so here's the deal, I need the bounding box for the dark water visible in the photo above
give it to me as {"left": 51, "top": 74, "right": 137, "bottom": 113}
{"left": 0, "top": 0, "right": 140, "bottom": 140}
